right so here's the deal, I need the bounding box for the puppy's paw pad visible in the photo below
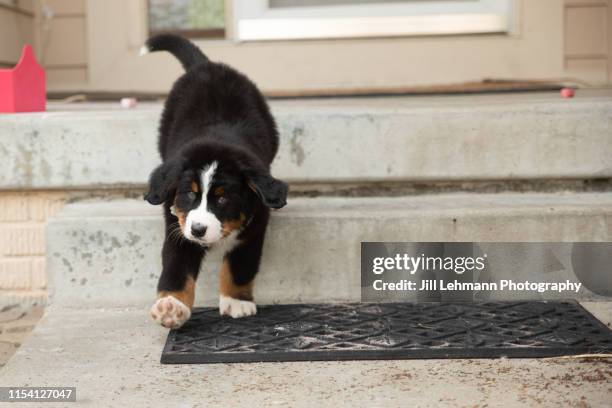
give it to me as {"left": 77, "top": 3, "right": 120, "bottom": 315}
{"left": 219, "top": 295, "right": 257, "bottom": 318}
{"left": 150, "top": 296, "right": 191, "bottom": 329}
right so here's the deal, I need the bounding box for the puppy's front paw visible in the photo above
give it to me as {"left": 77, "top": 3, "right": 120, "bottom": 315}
{"left": 150, "top": 296, "right": 191, "bottom": 328}
{"left": 219, "top": 295, "right": 257, "bottom": 318}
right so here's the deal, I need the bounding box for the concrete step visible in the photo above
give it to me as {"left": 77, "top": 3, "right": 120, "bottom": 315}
{"left": 1, "top": 302, "right": 610, "bottom": 406}
{"left": 46, "top": 192, "right": 612, "bottom": 307}
{"left": 1, "top": 92, "right": 611, "bottom": 189}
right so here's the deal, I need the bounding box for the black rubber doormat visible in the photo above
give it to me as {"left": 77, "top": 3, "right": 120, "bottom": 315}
{"left": 161, "top": 300, "right": 612, "bottom": 364}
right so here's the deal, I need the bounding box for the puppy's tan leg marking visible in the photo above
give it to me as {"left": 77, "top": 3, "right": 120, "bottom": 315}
{"left": 219, "top": 258, "right": 257, "bottom": 318}
{"left": 150, "top": 276, "right": 195, "bottom": 329}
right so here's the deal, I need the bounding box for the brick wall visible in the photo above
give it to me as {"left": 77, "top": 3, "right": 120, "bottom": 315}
{"left": 0, "top": 192, "right": 65, "bottom": 307}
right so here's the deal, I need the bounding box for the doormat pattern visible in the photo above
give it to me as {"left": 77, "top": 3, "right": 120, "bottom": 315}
{"left": 161, "top": 300, "right": 612, "bottom": 364}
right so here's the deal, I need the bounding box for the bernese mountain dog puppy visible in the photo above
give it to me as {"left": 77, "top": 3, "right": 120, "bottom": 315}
{"left": 142, "top": 34, "right": 288, "bottom": 329}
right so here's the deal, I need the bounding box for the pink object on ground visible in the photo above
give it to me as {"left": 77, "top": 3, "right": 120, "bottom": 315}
{"left": 560, "top": 88, "right": 575, "bottom": 98}
{"left": 120, "top": 97, "right": 138, "bottom": 109}
{"left": 0, "top": 45, "right": 46, "bottom": 113}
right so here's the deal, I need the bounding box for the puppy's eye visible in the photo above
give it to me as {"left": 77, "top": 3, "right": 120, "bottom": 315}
{"left": 217, "top": 196, "right": 227, "bottom": 206}
{"left": 187, "top": 192, "right": 196, "bottom": 201}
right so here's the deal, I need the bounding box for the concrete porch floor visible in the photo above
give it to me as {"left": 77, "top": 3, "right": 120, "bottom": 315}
{"left": 0, "top": 302, "right": 610, "bottom": 407}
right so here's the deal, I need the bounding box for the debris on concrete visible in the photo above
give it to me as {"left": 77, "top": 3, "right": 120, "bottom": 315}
{"left": 120, "top": 97, "right": 138, "bottom": 109}
{"left": 561, "top": 88, "right": 575, "bottom": 98}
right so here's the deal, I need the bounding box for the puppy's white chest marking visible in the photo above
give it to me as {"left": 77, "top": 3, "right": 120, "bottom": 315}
{"left": 206, "top": 229, "right": 240, "bottom": 259}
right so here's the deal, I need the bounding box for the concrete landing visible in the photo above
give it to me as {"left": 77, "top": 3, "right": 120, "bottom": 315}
{"left": 0, "top": 302, "right": 610, "bottom": 407}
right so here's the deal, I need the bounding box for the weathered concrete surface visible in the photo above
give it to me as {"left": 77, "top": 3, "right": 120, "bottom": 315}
{"left": 0, "top": 302, "right": 609, "bottom": 407}
{"left": 0, "top": 290, "right": 47, "bottom": 309}
{"left": 46, "top": 193, "right": 612, "bottom": 307}
{"left": 1, "top": 92, "right": 611, "bottom": 188}
{"left": 0, "top": 304, "right": 43, "bottom": 368}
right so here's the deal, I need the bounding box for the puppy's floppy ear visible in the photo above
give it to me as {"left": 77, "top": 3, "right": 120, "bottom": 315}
{"left": 247, "top": 173, "right": 288, "bottom": 209}
{"left": 144, "top": 157, "right": 186, "bottom": 205}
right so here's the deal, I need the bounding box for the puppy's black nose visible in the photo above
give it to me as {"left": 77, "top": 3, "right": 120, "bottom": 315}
{"left": 191, "top": 223, "right": 207, "bottom": 238}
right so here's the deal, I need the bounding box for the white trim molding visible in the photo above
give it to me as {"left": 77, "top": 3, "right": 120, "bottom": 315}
{"left": 233, "top": 0, "right": 514, "bottom": 41}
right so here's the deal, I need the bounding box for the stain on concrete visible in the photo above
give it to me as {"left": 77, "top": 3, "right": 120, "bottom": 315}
{"left": 59, "top": 161, "right": 73, "bottom": 183}
{"left": 125, "top": 279, "right": 133, "bottom": 287}
{"left": 61, "top": 258, "right": 73, "bottom": 273}
{"left": 102, "top": 236, "right": 123, "bottom": 254}
{"left": 81, "top": 252, "right": 93, "bottom": 267}
{"left": 290, "top": 126, "right": 306, "bottom": 167}
{"left": 88, "top": 232, "right": 103, "bottom": 246}
{"left": 40, "top": 157, "right": 52, "bottom": 181}
{"left": 14, "top": 144, "right": 34, "bottom": 186}
{"left": 126, "top": 233, "right": 141, "bottom": 246}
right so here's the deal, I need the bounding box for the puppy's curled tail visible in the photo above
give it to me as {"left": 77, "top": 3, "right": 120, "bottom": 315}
{"left": 140, "top": 34, "right": 208, "bottom": 71}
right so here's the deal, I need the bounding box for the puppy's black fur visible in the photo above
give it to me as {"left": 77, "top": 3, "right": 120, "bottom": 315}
{"left": 144, "top": 34, "right": 287, "bottom": 323}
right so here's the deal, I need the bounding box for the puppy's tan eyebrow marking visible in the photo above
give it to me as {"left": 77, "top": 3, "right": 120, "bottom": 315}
{"left": 173, "top": 195, "right": 187, "bottom": 228}
{"left": 214, "top": 186, "right": 225, "bottom": 196}
{"left": 191, "top": 181, "right": 199, "bottom": 192}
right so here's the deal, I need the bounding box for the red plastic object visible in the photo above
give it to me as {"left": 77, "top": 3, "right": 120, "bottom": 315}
{"left": 560, "top": 88, "right": 575, "bottom": 99}
{"left": 0, "top": 45, "right": 46, "bottom": 113}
